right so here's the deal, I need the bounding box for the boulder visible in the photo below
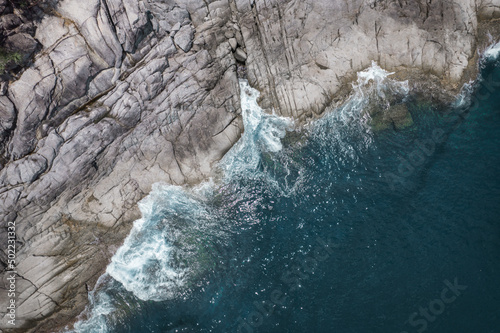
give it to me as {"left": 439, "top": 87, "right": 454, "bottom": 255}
{"left": 388, "top": 104, "right": 414, "bottom": 130}
{"left": 4, "top": 33, "right": 39, "bottom": 60}
{"left": 0, "top": 14, "right": 22, "bottom": 30}
{"left": 174, "top": 24, "right": 195, "bottom": 52}
{"left": 0, "top": 0, "right": 8, "bottom": 14}
{"left": 229, "top": 37, "right": 237, "bottom": 51}
{"left": 234, "top": 47, "right": 247, "bottom": 62}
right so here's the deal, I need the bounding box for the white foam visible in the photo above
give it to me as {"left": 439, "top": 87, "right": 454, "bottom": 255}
{"left": 484, "top": 41, "right": 500, "bottom": 60}
{"left": 309, "top": 61, "right": 410, "bottom": 163}
{"left": 106, "top": 81, "right": 296, "bottom": 302}
{"left": 353, "top": 61, "right": 409, "bottom": 101}
{"left": 74, "top": 74, "right": 404, "bottom": 330}
{"left": 71, "top": 79, "right": 298, "bottom": 332}
{"left": 355, "top": 61, "right": 395, "bottom": 86}
{"left": 106, "top": 183, "right": 208, "bottom": 301}
{"left": 66, "top": 276, "right": 113, "bottom": 333}
{"left": 221, "top": 80, "right": 293, "bottom": 179}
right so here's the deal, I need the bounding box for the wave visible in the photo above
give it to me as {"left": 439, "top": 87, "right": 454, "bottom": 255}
{"left": 221, "top": 80, "right": 293, "bottom": 174}
{"left": 106, "top": 184, "right": 206, "bottom": 301}
{"left": 66, "top": 80, "right": 295, "bottom": 332}
{"left": 67, "top": 64, "right": 412, "bottom": 332}
{"left": 310, "top": 61, "right": 409, "bottom": 162}
{"left": 453, "top": 41, "right": 500, "bottom": 110}
{"left": 484, "top": 40, "right": 500, "bottom": 60}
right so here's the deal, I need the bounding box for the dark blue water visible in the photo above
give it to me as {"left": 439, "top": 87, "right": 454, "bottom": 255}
{"left": 72, "top": 60, "right": 500, "bottom": 333}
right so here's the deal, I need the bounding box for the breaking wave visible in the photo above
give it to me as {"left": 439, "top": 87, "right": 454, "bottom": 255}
{"left": 68, "top": 63, "right": 424, "bottom": 333}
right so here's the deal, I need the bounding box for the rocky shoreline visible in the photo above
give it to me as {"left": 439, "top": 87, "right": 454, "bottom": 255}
{"left": 0, "top": 0, "right": 499, "bottom": 332}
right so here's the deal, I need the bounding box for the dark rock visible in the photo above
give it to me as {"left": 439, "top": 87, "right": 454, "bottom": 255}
{"left": 14, "top": 21, "right": 36, "bottom": 36}
{"left": 0, "top": 14, "right": 22, "bottom": 30}
{"left": 371, "top": 103, "right": 414, "bottom": 131}
{"left": 388, "top": 104, "right": 414, "bottom": 130}
{"left": 0, "top": 0, "right": 9, "bottom": 14}
{"left": 5, "top": 33, "right": 39, "bottom": 60}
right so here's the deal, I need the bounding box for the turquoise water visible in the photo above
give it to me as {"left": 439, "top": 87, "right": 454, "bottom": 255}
{"left": 70, "top": 56, "right": 500, "bottom": 333}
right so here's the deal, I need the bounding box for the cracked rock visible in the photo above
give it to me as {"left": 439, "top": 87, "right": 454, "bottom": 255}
{"left": 0, "top": 154, "right": 47, "bottom": 186}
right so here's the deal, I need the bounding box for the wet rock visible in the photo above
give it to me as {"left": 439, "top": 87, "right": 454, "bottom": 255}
{"left": 371, "top": 104, "right": 414, "bottom": 131}
{"left": 235, "top": 0, "right": 485, "bottom": 118}
{"left": 388, "top": 104, "right": 414, "bottom": 130}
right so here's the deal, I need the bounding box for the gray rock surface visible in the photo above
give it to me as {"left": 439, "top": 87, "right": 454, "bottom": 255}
{"left": 235, "top": 0, "right": 499, "bottom": 119}
{"left": 0, "top": 0, "right": 498, "bottom": 332}
{"left": 234, "top": 47, "right": 247, "bottom": 62}
{"left": 0, "top": 0, "right": 242, "bottom": 331}
{"left": 174, "top": 24, "right": 195, "bottom": 52}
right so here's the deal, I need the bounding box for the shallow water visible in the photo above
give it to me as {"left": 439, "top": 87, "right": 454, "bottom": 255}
{"left": 70, "top": 59, "right": 500, "bottom": 333}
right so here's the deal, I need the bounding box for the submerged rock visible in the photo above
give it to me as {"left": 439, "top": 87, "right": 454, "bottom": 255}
{"left": 388, "top": 104, "right": 414, "bottom": 130}
{"left": 371, "top": 104, "right": 414, "bottom": 131}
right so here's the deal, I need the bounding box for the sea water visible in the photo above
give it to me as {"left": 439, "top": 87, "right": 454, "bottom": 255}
{"left": 68, "top": 56, "right": 500, "bottom": 333}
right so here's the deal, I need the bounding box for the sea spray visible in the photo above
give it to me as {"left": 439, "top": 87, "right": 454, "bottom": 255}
{"left": 106, "top": 184, "right": 201, "bottom": 301}
{"left": 66, "top": 57, "right": 500, "bottom": 333}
